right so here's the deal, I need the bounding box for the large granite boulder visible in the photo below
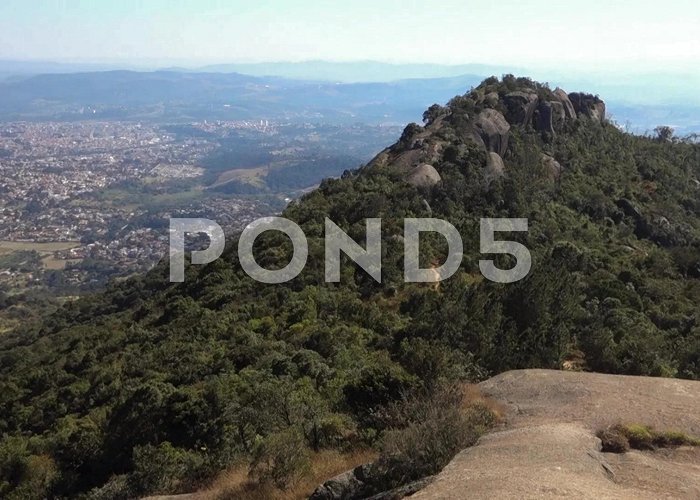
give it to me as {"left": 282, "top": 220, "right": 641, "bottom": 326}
{"left": 541, "top": 153, "right": 563, "bottom": 180}
{"left": 473, "top": 109, "right": 510, "bottom": 157}
{"left": 535, "top": 101, "right": 553, "bottom": 135}
{"left": 309, "top": 463, "right": 434, "bottom": 500}
{"left": 388, "top": 149, "right": 422, "bottom": 171}
{"left": 554, "top": 88, "right": 577, "bottom": 120}
{"left": 616, "top": 198, "right": 643, "bottom": 221}
{"left": 535, "top": 101, "right": 566, "bottom": 135}
{"left": 568, "top": 92, "right": 606, "bottom": 122}
{"left": 503, "top": 91, "right": 539, "bottom": 126}
{"left": 550, "top": 101, "right": 566, "bottom": 131}
{"left": 309, "top": 464, "right": 375, "bottom": 500}
{"left": 590, "top": 101, "right": 606, "bottom": 121}
{"left": 464, "top": 127, "right": 486, "bottom": 150}
{"left": 485, "top": 152, "right": 506, "bottom": 182}
{"left": 406, "top": 163, "right": 441, "bottom": 188}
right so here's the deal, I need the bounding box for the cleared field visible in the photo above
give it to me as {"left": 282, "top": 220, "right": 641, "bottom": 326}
{"left": 0, "top": 241, "right": 82, "bottom": 270}
{"left": 144, "top": 188, "right": 205, "bottom": 209}
{"left": 0, "top": 240, "right": 81, "bottom": 253}
{"left": 210, "top": 166, "right": 267, "bottom": 189}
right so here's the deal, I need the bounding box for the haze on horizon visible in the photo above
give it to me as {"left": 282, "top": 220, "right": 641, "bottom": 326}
{"left": 2, "top": 0, "right": 699, "bottom": 76}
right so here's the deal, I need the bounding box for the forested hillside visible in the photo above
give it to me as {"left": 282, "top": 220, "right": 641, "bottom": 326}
{"left": 1, "top": 76, "right": 699, "bottom": 499}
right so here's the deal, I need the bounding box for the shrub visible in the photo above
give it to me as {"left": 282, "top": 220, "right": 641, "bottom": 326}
{"left": 598, "top": 424, "right": 700, "bottom": 453}
{"left": 597, "top": 428, "right": 630, "bottom": 453}
{"left": 343, "top": 364, "right": 416, "bottom": 430}
{"left": 84, "top": 475, "right": 132, "bottom": 500}
{"left": 249, "top": 429, "right": 311, "bottom": 490}
{"left": 0, "top": 438, "right": 57, "bottom": 500}
{"left": 653, "top": 430, "right": 700, "bottom": 447}
{"left": 622, "top": 424, "right": 655, "bottom": 449}
{"left": 7, "top": 454, "right": 57, "bottom": 500}
{"left": 130, "top": 441, "right": 207, "bottom": 495}
{"left": 375, "top": 385, "right": 497, "bottom": 488}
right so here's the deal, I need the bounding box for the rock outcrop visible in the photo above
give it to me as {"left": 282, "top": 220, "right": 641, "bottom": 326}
{"left": 413, "top": 370, "right": 700, "bottom": 500}
{"left": 485, "top": 152, "right": 506, "bottom": 181}
{"left": 309, "top": 465, "right": 434, "bottom": 500}
{"left": 309, "top": 464, "right": 375, "bottom": 500}
{"left": 535, "top": 100, "right": 566, "bottom": 135}
{"left": 389, "top": 149, "right": 424, "bottom": 171}
{"left": 484, "top": 91, "right": 499, "bottom": 108}
{"left": 569, "top": 92, "right": 606, "bottom": 122}
{"left": 541, "top": 153, "right": 563, "bottom": 180}
{"left": 365, "top": 78, "right": 607, "bottom": 188}
{"left": 473, "top": 109, "right": 510, "bottom": 157}
{"left": 503, "top": 91, "right": 539, "bottom": 126}
{"left": 554, "top": 87, "right": 577, "bottom": 119}
{"left": 406, "top": 163, "right": 441, "bottom": 187}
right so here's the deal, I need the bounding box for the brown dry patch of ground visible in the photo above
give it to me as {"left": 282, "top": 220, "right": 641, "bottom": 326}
{"left": 0, "top": 240, "right": 80, "bottom": 252}
{"left": 460, "top": 383, "right": 506, "bottom": 422}
{"left": 143, "top": 449, "right": 377, "bottom": 500}
{"left": 414, "top": 369, "right": 700, "bottom": 500}
{"left": 209, "top": 167, "right": 267, "bottom": 189}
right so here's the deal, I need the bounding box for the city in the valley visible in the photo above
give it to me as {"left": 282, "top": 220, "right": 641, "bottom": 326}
{"left": 0, "top": 118, "right": 399, "bottom": 327}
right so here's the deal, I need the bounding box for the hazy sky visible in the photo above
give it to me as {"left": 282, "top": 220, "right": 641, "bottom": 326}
{"left": 2, "top": 0, "right": 699, "bottom": 72}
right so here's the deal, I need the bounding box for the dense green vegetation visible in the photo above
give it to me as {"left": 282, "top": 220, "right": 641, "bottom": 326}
{"left": 0, "top": 77, "right": 699, "bottom": 498}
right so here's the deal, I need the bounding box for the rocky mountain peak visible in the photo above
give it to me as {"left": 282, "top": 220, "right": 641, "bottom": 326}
{"left": 368, "top": 75, "right": 606, "bottom": 185}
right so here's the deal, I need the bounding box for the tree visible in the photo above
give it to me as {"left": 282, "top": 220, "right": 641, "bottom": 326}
{"left": 654, "top": 125, "right": 675, "bottom": 143}
{"left": 422, "top": 104, "right": 443, "bottom": 125}
{"left": 249, "top": 429, "right": 310, "bottom": 490}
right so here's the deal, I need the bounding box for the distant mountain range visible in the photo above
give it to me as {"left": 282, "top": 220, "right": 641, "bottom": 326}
{"left": 195, "top": 61, "right": 518, "bottom": 82}
{"left": 0, "top": 69, "right": 485, "bottom": 124}
{"left": 0, "top": 60, "right": 699, "bottom": 133}
{"left": 0, "top": 59, "right": 516, "bottom": 82}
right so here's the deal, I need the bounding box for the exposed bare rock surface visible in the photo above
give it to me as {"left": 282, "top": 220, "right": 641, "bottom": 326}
{"left": 480, "top": 370, "right": 700, "bottom": 432}
{"left": 504, "top": 91, "right": 539, "bottom": 125}
{"left": 569, "top": 92, "right": 606, "bottom": 122}
{"left": 535, "top": 101, "right": 553, "bottom": 135}
{"left": 485, "top": 152, "right": 506, "bottom": 182}
{"left": 414, "top": 370, "right": 700, "bottom": 500}
{"left": 308, "top": 463, "right": 376, "bottom": 500}
{"left": 390, "top": 149, "right": 424, "bottom": 171}
{"left": 473, "top": 109, "right": 510, "bottom": 157}
{"left": 541, "top": 153, "right": 563, "bottom": 180}
{"left": 554, "top": 87, "right": 577, "bottom": 120}
{"left": 536, "top": 100, "right": 567, "bottom": 136}
{"left": 549, "top": 101, "right": 566, "bottom": 131}
{"left": 406, "top": 163, "right": 441, "bottom": 187}
{"left": 364, "top": 83, "right": 606, "bottom": 188}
